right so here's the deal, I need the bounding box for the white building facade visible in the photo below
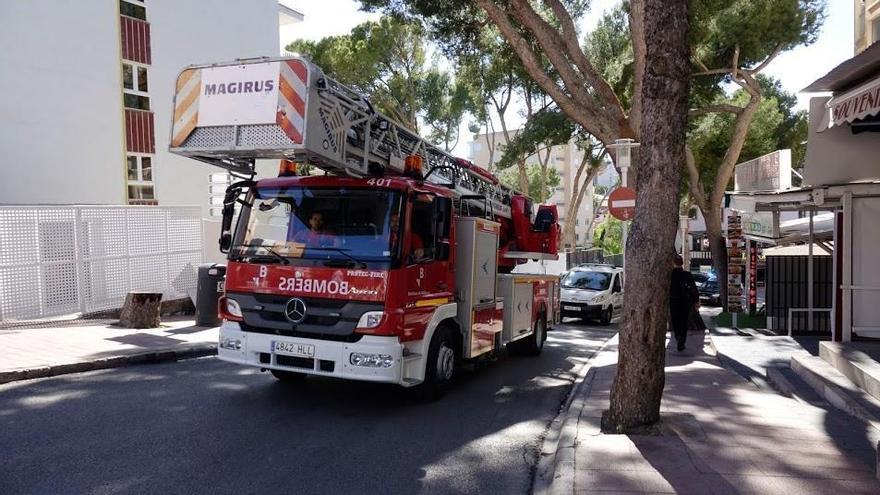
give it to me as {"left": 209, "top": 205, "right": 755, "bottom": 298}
{"left": 0, "top": 0, "right": 301, "bottom": 262}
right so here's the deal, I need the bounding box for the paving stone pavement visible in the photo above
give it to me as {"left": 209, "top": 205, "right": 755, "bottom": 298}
{"left": 553, "top": 332, "right": 880, "bottom": 495}
{"left": 0, "top": 316, "right": 218, "bottom": 383}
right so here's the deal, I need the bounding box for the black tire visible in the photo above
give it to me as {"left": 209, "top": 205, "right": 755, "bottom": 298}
{"left": 599, "top": 306, "right": 613, "bottom": 326}
{"left": 270, "top": 369, "right": 306, "bottom": 382}
{"left": 520, "top": 315, "right": 546, "bottom": 356}
{"left": 414, "top": 326, "right": 458, "bottom": 401}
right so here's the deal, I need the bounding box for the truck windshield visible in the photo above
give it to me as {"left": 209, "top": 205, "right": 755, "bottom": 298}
{"left": 233, "top": 186, "right": 403, "bottom": 265}
{"left": 562, "top": 271, "right": 612, "bottom": 291}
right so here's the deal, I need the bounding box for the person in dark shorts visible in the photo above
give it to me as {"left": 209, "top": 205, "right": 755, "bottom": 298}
{"left": 669, "top": 254, "right": 699, "bottom": 351}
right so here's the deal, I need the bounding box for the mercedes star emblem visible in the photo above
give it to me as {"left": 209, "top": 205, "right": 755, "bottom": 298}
{"left": 285, "top": 298, "right": 307, "bottom": 324}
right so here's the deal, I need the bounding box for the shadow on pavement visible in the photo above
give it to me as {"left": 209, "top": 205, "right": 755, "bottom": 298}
{"left": 0, "top": 323, "right": 617, "bottom": 495}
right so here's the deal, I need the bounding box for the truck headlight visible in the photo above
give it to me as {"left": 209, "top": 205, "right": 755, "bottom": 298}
{"left": 349, "top": 352, "right": 394, "bottom": 368}
{"left": 356, "top": 311, "right": 384, "bottom": 329}
{"left": 225, "top": 298, "right": 243, "bottom": 318}
{"left": 219, "top": 337, "right": 242, "bottom": 350}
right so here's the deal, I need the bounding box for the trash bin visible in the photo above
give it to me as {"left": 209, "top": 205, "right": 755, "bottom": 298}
{"left": 196, "top": 263, "right": 227, "bottom": 326}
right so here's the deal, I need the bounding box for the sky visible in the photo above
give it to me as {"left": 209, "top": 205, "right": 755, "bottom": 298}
{"left": 281, "top": 0, "right": 854, "bottom": 155}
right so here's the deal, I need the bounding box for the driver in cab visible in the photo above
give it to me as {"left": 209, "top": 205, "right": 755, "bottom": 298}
{"left": 292, "top": 212, "right": 339, "bottom": 248}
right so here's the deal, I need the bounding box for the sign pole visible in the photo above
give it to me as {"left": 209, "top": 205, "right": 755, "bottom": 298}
{"left": 727, "top": 213, "right": 744, "bottom": 326}
{"left": 621, "top": 164, "right": 628, "bottom": 273}
{"left": 608, "top": 139, "right": 639, "bottom": 272}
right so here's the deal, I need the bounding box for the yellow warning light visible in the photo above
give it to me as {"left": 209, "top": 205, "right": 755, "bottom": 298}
{"left": 404, "top": 155, "right": 424, "bottom": 178}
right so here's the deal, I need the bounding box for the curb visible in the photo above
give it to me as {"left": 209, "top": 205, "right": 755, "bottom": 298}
{"left": 533, "top": 334, "right": 616, "bottom": 495}
{"left": 0, "top": 343, "right": 217, "bottom": 385}
{"left": 705, "top": 330, "right": 776, "bottom": 393}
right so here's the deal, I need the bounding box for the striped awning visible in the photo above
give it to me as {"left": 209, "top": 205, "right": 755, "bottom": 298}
{"left": 826, "top": 75, "right": 880, "bottom": 129}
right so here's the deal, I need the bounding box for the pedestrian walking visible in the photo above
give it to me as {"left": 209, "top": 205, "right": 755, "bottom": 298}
{"left": 669, "top": 254, "right": 699, "bottom": 351}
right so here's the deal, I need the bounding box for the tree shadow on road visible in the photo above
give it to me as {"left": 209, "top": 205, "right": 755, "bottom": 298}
{"left": 0, "top": 324, "right": 617, "bottom": 495}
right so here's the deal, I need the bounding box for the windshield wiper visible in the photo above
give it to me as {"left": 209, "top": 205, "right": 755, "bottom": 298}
{"left": 307, "top": 247, "right": 367, "bottom": 269}
{"left": 237, "top": 243, "right": 290, "bottom": 265}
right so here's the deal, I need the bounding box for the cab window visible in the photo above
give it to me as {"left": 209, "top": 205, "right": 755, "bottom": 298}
{"left": 612, "top": 274, "right": 622, "bottom": 293}
{"left": 408, "top": 194, "right": 435, "bottom": 264}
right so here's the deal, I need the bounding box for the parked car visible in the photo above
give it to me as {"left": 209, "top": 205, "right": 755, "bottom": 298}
{"left": 560, "top": 264, "right": 624, "bottom": 325}
{"left": 698, "top": 280, "right": 721, "bottom": 306}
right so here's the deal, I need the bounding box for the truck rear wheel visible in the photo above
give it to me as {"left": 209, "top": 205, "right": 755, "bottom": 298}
{"left": 414, "top": 326, "right": 457, "bottom": 401}
{"left": 509, "top": 314, "right": 546, "bottom": 356}
{"left": 520, "top": 314, "right": 546, "bottom": 356}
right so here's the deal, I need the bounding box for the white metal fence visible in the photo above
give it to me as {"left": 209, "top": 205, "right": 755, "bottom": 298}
{"left": 0, "top": 206, "right": 203, "bottom": 321}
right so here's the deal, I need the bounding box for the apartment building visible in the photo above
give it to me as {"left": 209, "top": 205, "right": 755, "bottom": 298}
{"left": 0, "top": 0, "right": 299, "bottom": 211}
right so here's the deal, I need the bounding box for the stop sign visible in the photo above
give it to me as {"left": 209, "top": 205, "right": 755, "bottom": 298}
{"left": 608, "top": 187, "right": 637, "bottom": 221}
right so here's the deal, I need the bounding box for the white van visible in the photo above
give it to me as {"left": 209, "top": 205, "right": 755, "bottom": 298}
{"left": 560, "top": 264, "right": 624, "bottom": 325}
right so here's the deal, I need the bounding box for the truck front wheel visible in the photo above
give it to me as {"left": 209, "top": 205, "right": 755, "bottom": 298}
{"left": 414, "top": 326, "right": 457, "bottom": 401}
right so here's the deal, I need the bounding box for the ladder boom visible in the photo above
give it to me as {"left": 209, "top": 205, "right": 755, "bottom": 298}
{"left": 169, "top": 56, "right": 518, "bottom": 218}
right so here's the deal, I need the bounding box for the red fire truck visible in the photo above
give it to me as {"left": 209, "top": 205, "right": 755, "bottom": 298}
{"left": 170, "top": 57, "right": 560, "bottom": 398}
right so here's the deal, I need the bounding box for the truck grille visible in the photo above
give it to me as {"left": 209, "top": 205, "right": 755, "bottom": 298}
{"left": 227, "top": 291, "right": 382, "bottom": 339}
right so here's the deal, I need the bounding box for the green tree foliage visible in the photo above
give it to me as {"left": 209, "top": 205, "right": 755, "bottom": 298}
{"left": 419, "top": 70, "right": 473, "bottom": 150}
{"left": 593, "top": 215, "right": 624, "bottom": 255}
{"left": 286, "top": 16, "right": 475, "bottom": 150}
{"left": 584, "top": 5, "right": 634, "bottom": 110}
{"left": 495, "top": 108, "right": 574, "bottom": 170}
{"left": 287, "top": 17, "right": 425, "bottom": 130}
{"left": 498, "top": 164, "right": 560, "bottom": 203}
{"left": 690, "top": 76, "right": 808, "bottom": 191}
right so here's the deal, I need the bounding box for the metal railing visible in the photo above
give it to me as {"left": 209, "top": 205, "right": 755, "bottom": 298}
{"left": 0, "top": 205, "right": 202, "bottom": 321}
{"left": 787, "top": 307, "right": 833, "bottom": 337}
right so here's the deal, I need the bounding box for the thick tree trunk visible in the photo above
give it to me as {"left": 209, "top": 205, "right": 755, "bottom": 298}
{"left": 605, "top": 0, "right": 690, "bottom": 432}
{"left": 705, "top": 208, "right": 729, "bottom": 310}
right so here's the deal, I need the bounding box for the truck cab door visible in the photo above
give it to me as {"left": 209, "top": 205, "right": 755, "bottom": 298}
{"left": 401, "top": 194, "right": 453, "bottom": 341}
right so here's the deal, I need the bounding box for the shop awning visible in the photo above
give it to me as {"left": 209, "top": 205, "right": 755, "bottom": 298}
{"left": 825, "top": 75, "right": 880, "bottom": 129}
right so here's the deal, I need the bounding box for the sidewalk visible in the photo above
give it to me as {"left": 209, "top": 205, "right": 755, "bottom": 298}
{"left": 542, "top": 331, "right": 880, "bottom": 494}
{"left": 0, "top": 316, "right": 218, "bottom": 384}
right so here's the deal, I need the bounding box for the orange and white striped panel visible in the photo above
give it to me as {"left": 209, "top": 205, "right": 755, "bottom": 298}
{"left": 171, "top": 68, "right": 201, "bottom": 147}
{"left": 276, "top": 60, "right": 308, "bottom": 144}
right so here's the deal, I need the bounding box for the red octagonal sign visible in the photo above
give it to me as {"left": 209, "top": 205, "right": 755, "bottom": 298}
{"left": 608, "top": 187, "right": 637, "bottom": 221}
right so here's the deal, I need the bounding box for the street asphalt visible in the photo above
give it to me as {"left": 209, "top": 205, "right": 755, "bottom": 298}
{"left": 0, "top": 320, "right": 616, "bottom": 495}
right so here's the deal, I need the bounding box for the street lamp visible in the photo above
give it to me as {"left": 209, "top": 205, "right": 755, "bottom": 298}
{"left": 607, "top": 138, "right": 640, "bottom": 272}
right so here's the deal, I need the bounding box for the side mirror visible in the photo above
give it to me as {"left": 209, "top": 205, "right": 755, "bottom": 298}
{"left": 219, "top": 232, "right": 233, "bottom": 253}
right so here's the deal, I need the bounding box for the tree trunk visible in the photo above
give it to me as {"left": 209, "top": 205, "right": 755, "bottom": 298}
{"left": 605, "top": 0, "right": 690, "bottom": 432}
{"left": 539, "top": 148, "right": 550, "bottom": 203}
{"left": 705, "top": 207, "right": 729, "bottom": 310}
{"left": 586, "top": 180, "right": 616, "bottom": 241}
{"left": 119, "top": 292, "right": 163, "bottom": 328}
{"left": 517, "top": 160, "right": 529, "bottom": 193}
{"left": 562, "top": 159, "right": 601, "bottom": 249}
